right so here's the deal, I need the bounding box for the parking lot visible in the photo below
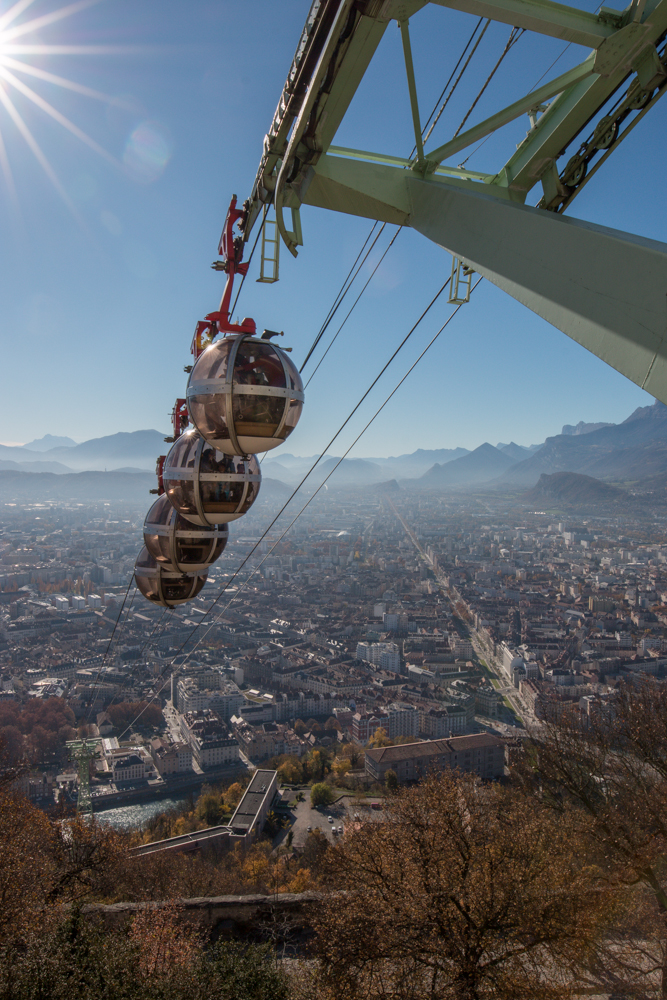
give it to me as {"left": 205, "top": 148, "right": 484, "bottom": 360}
{"left": 285, "top": 794, "right": 346, "bottom": 848}
{"left": 276, "top": 791, "right": 385, "bottom": 849}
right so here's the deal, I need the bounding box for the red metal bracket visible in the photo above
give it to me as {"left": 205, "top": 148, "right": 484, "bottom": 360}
{"left": 190, "top": 195, "right": 257, "bottom": 359}
{"left": 171, "top": 398, "right": 189, "bottom": 439}
{"left": 150, "top": 455, "right": 165, "bottom": 496}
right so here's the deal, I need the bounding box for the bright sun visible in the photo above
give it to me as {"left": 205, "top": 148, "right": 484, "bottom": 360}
{"left": 0, "top": 0, "right": 135, "bottom": 220}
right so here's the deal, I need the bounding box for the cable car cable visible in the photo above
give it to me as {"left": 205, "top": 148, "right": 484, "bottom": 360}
{"left": 96, "top": 603, "right": 171, "bottom": 725}
{"left": 453, "top": 25, "right": 524, "bottom": 139}
{"left": 421, "top": 17, "right": 485, "bottom": 138}
{"left": 119, "top": 274, "right": 484, "bottom": 737}
{"left": 116, "top": 22, "right": 498, "bottom": 661}
{"left": 304, "top": 227, "right": 402, "bottom": 388}
{"left": 299, "top": 221, "right": 385, "bottom": 372}
{"left": 299, "top": 21, "right": 489, "bottom": 375}
{"left": 179, "top": 275, "right": 484, "bottom": 662}
{"left": 82, "top": 572, "right": 138, "bottom": 724}
{"left": 423, "top": 18, "right": 490, "bottom": 145}
{"left": 117, "top": 277, "right": 454, "bottom": 736}
{"left": 161, "top": 276, "right": 452, "bottom": 650}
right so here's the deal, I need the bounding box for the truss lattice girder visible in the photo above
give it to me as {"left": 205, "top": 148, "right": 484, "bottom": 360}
{"left": 301, "top": 153, "right": 667, "bottom": 404}
{"left": 428, "top": 0, "right": 617, "bottom": 46}
{"left": 497, "top": 16, "right": 667, "bottom": 193}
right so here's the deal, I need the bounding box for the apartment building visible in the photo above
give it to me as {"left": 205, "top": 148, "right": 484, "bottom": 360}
{"left": 365, "top": 733, "right": 506, "bottom": 784}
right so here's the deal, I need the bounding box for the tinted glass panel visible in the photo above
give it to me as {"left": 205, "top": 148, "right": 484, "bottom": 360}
{"left": 232, "top": 394, "right": 283, "bottom": 433}
{"left": 233, "top": 342, "right": 285, "bottom": 387}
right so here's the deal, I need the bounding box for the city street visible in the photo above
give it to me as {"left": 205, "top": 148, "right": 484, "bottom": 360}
{"left": 387, "top": 501, "right": 532, "bottom": 730}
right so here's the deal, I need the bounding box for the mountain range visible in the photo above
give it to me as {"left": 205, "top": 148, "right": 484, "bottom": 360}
{"left": 4, "top": 403, "right": 667, "bottom": 495}
{"left": 0, "top": 430, "right": 166, "bottom": 473}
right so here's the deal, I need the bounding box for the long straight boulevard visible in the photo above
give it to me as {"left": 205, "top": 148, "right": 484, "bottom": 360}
{"left": 385, "top": 499, "right": 531, "bottom": 730}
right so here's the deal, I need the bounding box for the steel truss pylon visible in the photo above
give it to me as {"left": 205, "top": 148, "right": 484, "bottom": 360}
{"left": 66, "top": 738, "right": 101, "bottom": 819}
{"left": 241, "top": 0, "right": 667, "bottom": 404}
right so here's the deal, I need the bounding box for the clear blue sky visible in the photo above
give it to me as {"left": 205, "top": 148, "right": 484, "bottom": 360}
{"left": 0, "top": 0, "right": 664, "bottom": 457}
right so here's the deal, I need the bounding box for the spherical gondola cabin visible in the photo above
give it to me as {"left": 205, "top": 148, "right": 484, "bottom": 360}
{"left": 186, "top": 334, "right": 304, "bottom": 456}
{"left": 143, "top": 494, "right": 228, "bottom": 573}
{"left": 134, "top": 546, "right": 207, "bottom": 607}
{"left": 162, "top": 430, "right": 261, "bottom": 527}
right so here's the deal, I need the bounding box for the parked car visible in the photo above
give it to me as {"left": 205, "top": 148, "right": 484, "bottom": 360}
{"left": 327, "top": 816, "right": 334, "bottom": 823}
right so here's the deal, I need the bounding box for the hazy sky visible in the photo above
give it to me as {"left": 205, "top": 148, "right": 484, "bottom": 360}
{"left": 0, "top": 0, "right": 664, "bottom": 457}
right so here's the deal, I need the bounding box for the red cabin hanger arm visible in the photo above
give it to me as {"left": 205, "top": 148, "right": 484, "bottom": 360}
{"left": 190, "top": 195, "right": 256, "bottom": 359}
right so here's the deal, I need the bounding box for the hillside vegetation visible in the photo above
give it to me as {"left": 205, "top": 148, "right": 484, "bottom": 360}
{"left": 2, "top": 678, "right": 667, "bottom": 998}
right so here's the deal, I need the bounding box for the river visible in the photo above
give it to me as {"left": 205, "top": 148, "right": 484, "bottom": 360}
{"left": 95, "top": 796, "right": 189, "bottom": 831}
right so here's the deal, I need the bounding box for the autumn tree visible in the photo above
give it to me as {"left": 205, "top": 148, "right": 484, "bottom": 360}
{"left": 305, "top": 749, "right": 329, "bottom": 782}
{"left": 195, "top": 791, "right": 224, "bottom": 826}
{"left": 310, "top": 782, "right": 335, "bottom": 808}
{"left": 384, "top": 768, "right": 399, "bottom": 791}
{"left": 107, "top": 700, "right": 163, "bottom": 731}
{"left": 332, "top": 757, "right": 352, "bottom": 779}
{"left": 277, "top": 757, "right": 303, "bottom": 785}
{"left": 316, "top": 772, "right": 610, "bottom": 1000}
{"left": 524, "top": 679, "right": 667, "bottom": 997}
{"left": 367, "top": 726, "right": 391, "bottom": 748}
{"left": 224, "top": 781, "right": 244, "bottom": 808}
{"left": 0, "top": 790, "right": 125, "bottom": 957}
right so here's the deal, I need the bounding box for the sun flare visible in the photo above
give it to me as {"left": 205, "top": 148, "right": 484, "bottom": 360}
{"left": 0, "top": 0, "right": 146, "bottom": 222}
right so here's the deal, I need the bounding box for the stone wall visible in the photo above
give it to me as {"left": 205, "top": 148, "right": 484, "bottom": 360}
{"left": 83, "top": 891, "right": 321, "bottom": 948}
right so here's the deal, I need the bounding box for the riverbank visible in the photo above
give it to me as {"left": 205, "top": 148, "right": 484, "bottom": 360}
{"left": 90, "top": 761, "right": 251, "bottom": 813}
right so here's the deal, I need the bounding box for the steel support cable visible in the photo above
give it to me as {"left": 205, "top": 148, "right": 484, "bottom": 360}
{"left": 113, "top": 26, "right": 498, "bottom": 688}
{"left": 304, "top": 226, "right": 402, "bottom": 389}
{"left": 456, "top": 2, "right": 607, "bottom": 172}
{"left": 117, "top": 277, "right": 453, "bottom": 738}
{"left": 423, "top": 18, "right": 490, "bottom": 145}
{"left": 421, "top": 17, "right": 485, "bottom": 138}
{"left": 453, "top": 25, "right": 525, "bottom": 140}
{"left": 300, "top": 20, "right": 490, "bottom": 375}
{"left": 167, "top": 276, "right": 483, "bottom": 668}
{"left": 140, "top": 276, "right": 450, "bottom": 667}
{"left": 299, "top": 221, "right": 386, "bottom": 372}
{"left": 93, "top": 23, "right": 489, "bottom": 721}
{"left": 94, "top": 604, "right": 172, "bottom": 727}
{"left": 307, "top": 221, "right": 380, "bottom": 342}
{"left": 121, "top": 276, "right": 485, "bottom": 736}
{"left": 82, "top": 571, "right": 137, "bottom": 725}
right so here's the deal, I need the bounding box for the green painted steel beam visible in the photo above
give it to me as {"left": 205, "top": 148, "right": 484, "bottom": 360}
{"left": 309, "top": 13, "right": 390, "bottom": 156}
{"left": 302, "top": 154, "right": 667, "bottom": 404}
{"left": 328, "top": 144, "right": 494, "bottom": 180}
{"left": 430, "top": 0, "right": 618, "bottom": 46}
{"left": 423, "top": 54, "right": 596, "bottom": 168}
{"left": 399, "top": 19, "right": 426, "bottom": 165}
